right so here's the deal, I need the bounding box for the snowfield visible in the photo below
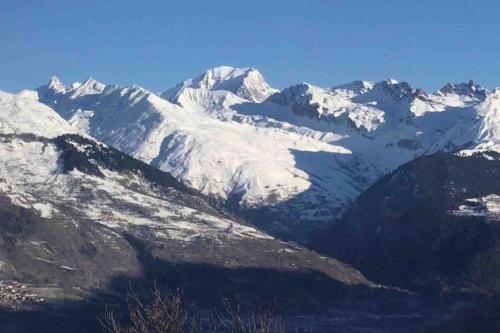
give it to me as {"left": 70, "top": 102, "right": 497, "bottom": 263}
{"left": 450, "top": 194, "right": 500, "bottom": 220}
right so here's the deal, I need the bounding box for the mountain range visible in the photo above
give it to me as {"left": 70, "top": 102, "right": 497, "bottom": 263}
{"left": 0, "top": 88, "right": 369, "bottom": 292}
{"left": 0, "top": 66, "right": 499, "bottom": 331}
{"left": 34, "top": 67, "right": 499, "bottom": 241}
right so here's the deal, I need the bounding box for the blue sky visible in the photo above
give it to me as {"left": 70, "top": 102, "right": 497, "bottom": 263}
{"left": 1, "top": 0, "right": 499, "bottom": 92}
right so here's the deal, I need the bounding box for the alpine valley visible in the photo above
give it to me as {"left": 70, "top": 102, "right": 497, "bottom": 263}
{"left": 0, "top": 66, "right": 499, "bottom": 331}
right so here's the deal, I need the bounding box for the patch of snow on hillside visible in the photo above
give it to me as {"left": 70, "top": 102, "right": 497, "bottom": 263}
{"left": 0, "top": 136, "right": 270, "bottom": 241}
{"left": 33, "top": 202, "right": 55, "bottom": 218}
{"left": 450, "top": 194, "right": 500, "bottom": 220}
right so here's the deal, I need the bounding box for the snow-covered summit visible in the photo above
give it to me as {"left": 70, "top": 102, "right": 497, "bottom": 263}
{"left": 46, "top": 76, "right": 67, "bottom": 94}
{"left": 375, "top": 80, "right": 413, "bottom": 99}
{"left": 162, "top": 66, "right": 278, "bottom": 105}
{"left": 69, "top": 76, "right": 106, "bottom": 98}
{"left": 37, "top": 76, "right": 106, "bottom": 102}
{"left": 36, "top": 76, "right": 68, "bottom": 101}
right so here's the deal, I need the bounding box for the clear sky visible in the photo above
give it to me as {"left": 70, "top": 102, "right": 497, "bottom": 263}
{"left": 1, "top": 0, "right": 499, "bottom": 93}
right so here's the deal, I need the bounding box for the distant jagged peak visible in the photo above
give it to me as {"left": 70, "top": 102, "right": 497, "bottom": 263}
{"left": 336, "top": 79, "right": 428, "bottom": 103}
{"left": 282, "top": 81, "right": 331, "bottom": 95}
{"left": 265, "top": 81, "right": 385, "bottom": 131}
{"left": 46, "top": 75, "right": 67, "bottom": 94}
{"left": 69, "top": 76, "right": 106, "bottom": 98}
{"left": 348, "top": 79, "right": 421, "bottom": 120}
{"left": 436, "top": 80, "right": 488, "bottom": 99}
{"left": 35, "top": 76, "right": 67, "bottom": 101}
{"left": 373, "top": 78, "right": 402, "bottom": 87}
{"left": 162, "top": 65, "right": 278, "bottom": 103}
{"left": 414, "top": 88, "right": 428, "bottom": 97}
{"left": 265, "top": 82, "right": 327, "bottom": 107}
{"left": 37, "top": 75, "right": 107, "bottom": 101}
{"left": 332, "top": 80, "right": 374, "bottom": 95}
{"left": 371, "top": 79, "right": 415, "bottom": 100}
{"left": 70, "top": 81, "right": 82, "bottom": 90}
{"left": 69, "top": 76, "right": 104, "bottom": 91}
{"left": 283, "top": 81, "right": 317, "bottom": 93}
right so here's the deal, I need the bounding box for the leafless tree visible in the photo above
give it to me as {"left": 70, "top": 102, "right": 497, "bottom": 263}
{"left": 214, "top": 298, "right": 285, "bottom": 333}
{"left": 100, "top": 286, "right": 285, "bottom": 333}
{"left": 99, "top": 287, "right": 198, "bottom": 333}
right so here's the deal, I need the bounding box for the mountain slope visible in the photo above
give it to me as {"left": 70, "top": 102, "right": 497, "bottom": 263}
{"left": 36, "top": 73, "right": 377, "bottom": 240}
{"left": 314, "top": 151, "right": 500, "bottom": 293}
{"left": 0, "top": 90, "right": 373, "bottom": 309}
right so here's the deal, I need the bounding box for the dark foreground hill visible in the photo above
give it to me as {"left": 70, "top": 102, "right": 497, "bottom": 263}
{"left": 314, "top": 151, "right": 500, "bottom": 294}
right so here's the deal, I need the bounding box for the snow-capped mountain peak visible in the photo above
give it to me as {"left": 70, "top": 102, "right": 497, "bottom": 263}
{"left": 266, "top": 82, "right": 331, "bottom": 117}
{"left": 162, "top": 65, "right": 278, "bottom": 105}
{"left": 37, "top": 76, "right": 106, "bottom": 102}
{"left": 437, "top": 80, "right": 488, "bottom": 99}
{"left": 372, "top": 79, "right": 414, "bottom": 100}
{"left": 36, "top": 76, "right": 68, "bottom": 101}
{"left": 46, "top": 76, "right": 67, "bottom": 94}
{"left": 196, "top": 66, "right": 254, "bottom": 90}
{"left": 348, "top": 79, "right": 417, "bottom": 118}
{"left": 69, "top": 76, "right": 106, "bottom": 98}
